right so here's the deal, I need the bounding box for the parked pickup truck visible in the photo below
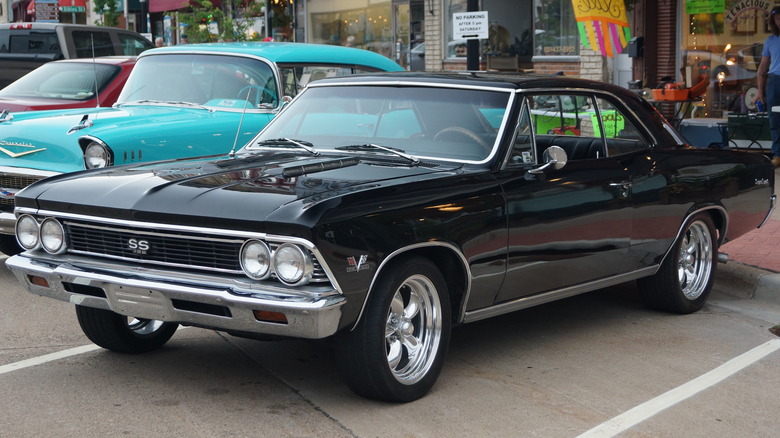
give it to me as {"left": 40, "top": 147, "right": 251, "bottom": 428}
{"left": 0, "top": 22, "right": 153, "bottom": 89}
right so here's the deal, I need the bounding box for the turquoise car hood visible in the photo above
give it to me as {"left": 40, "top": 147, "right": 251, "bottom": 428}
{"left": 0, "top": 105, "right": 275, "bottom": 174}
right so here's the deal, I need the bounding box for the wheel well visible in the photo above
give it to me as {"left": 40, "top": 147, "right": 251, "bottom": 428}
{"left": 698, "top": 207, "right": 727, "bottom": 245}
{"left": 381, "top": 246, "right": 468, "bottom": 325}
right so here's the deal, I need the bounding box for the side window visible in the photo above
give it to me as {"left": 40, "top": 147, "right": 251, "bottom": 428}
{"left": 117, "top": 33, "right": 153, "bottom": 55}
{"left": 508, "top": 98, "right": 534, "bottom": 166}
{"left": 73, "top": 31, "right": 114, "bottom": 57}
{"left": 527, "top": 93, "right": 605, "bottom": 160}
{"left": 594, "top": 96, "right": 649, "bottom": 156}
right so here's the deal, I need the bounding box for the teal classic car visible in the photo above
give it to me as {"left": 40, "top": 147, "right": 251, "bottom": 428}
{"left": 0, "top": 42, "right": 403, "bottom": 254}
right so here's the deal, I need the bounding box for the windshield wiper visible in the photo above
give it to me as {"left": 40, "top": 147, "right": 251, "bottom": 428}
{"left": 337, "top": 143, "right": 420, "bottom": 165}
{"left": 256, "top": 138, "right": 320, "bottom": 156}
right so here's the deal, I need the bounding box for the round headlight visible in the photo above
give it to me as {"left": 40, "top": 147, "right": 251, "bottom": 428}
{"left": 273, "top": 243, "right": 313, "bottom": 285}
{"left": 84, "top": 141, "right": 112, "bottom": 169}
{"left": 240, "top": 240, "right": 271, "bottom": 279}
{"left": 15, "top": 215, "right": 40, "bottom": 250}
{"left": 40, "top": 218, "right": 66, "bottom": 254}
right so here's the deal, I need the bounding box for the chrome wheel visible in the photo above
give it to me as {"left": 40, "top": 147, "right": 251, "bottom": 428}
{"left": 128, "top": 317, "right": 167, "bottom": 335}
{"left": 676, "top": 220, "right": 713, "bottom": 300}
{"left": 336, "top": 257, "right": 451, "bottom": 401}
{"left": 385, "top": 274, "right": 443, "bottom": 385}
{"left": 76, "top": 305, "right": 179, "bottom": 353}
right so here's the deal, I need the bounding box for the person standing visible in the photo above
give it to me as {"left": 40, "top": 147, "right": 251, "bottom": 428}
{"left": 756, "top": 6, "right": 780, "bottom": 168}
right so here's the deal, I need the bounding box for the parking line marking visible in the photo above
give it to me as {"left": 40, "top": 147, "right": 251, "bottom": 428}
{"left": 0, "top": 344, "right": 101, "bottom": 376}
{"left": 577, "top": 338, "right": 780, "bottom": 438}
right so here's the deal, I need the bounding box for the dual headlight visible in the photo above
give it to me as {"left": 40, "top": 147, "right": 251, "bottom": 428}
{"left": 240, "top": 240, "right": 314, "bottom": 285}
{"left": 16, "top": 215, "right": 67, "bottom": 254}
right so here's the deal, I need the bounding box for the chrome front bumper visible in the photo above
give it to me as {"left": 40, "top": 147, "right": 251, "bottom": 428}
{"left": 0, "top": 210, "right": 15, "bottom": 234}
{"left": 5, "top": 254, "right": 346, "bottom": 339}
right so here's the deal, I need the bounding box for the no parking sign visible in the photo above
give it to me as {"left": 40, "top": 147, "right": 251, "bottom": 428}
{"left": 453, "top": 11, "right": 489, "bottom": 40}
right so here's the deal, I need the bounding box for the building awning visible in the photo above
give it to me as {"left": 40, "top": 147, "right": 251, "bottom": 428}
{"left": 148, "top": 0, "right": 188, "bottom": 13}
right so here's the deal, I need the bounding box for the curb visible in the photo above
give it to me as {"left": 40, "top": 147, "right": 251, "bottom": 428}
{"left": 714, "top": 260, "right": 780, "bottom": 305}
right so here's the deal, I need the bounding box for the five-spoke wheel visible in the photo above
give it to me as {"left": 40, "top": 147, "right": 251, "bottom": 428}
{"left": 336, "top": 256, "right": 450, "bottom": 402}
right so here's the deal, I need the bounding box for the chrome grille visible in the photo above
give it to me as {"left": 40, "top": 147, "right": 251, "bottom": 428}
{"left": 0, "top": 174, "right": 41, "bottom": 207}
{"left": 63, "top": 219, "right": 330, "bottom": 283}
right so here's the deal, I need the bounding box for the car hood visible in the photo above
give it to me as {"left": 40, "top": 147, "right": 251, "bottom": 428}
{"left": 19, "top": 152, "right": 462, "bottom": 228}
{"left": 0, "top": 105, "right": 274, "bottom": 174}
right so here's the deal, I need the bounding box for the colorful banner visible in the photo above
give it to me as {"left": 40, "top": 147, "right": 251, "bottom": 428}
{"left": 571, "top": 0, "right": 631, "bottom": 58}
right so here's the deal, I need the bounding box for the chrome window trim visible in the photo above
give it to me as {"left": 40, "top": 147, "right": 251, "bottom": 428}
{"left": 251, "top": 81, "right": 517, "bottom": 166}
{"left": 133, "top": 50, "right": 283, "bottom": 112}
{"left": 513, "top": 87, "right": 662, "bottom": 148}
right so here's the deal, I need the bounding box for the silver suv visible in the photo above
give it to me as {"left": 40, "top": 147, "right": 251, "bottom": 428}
{"left": 0, "top": 22, "right": 153, "bottom": 88}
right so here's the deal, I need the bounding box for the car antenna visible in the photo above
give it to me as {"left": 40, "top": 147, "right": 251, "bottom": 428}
{"left": 229, "top": 88, "right": 253, "bottom": 158}
{"left": 91, "top": 35, "right": 101, "bottom": 108}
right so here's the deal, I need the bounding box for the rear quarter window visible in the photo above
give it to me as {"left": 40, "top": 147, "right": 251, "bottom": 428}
{"left": 0, "top": 30, "right": 63, "bottom": 57}
{"left": 72, "top": 30, "right": 115, "bottom": 57}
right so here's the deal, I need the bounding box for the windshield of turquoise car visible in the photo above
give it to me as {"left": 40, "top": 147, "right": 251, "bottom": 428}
{"left": 247, "top": 85, "right": 511, "bottom": 163}
{"left": 0, "top": 62, "right": 120, "bottom": 100}
{"left": 117, "top": 54, "right": 278, "bottom": 109}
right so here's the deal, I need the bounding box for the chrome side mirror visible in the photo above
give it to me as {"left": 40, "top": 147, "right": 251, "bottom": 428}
{"left": 529, "top": 145, "right": 568, "bottom": 174}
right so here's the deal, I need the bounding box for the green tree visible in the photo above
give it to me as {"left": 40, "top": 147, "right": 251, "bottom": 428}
{"left": 179, "top": 0, "right": 264, "bottom": 43}
{"left": 92, "top": 0, "right": 121, "bottom": 27}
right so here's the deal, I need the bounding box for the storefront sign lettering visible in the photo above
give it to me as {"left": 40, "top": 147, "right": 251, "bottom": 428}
{"left": 724, "top": 0, "right": 771, "bottom": 24}
{"left": 686, "top": 0, "right": 725, "bottom": 15}
{"left": 572, "top": 0, "right": 623, "bottom": 19}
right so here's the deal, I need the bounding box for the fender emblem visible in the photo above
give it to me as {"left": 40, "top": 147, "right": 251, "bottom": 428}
{"left": 0, "top": 140, "right": 46, "bottom": 158}
{"left": 0, "top": 145, "right": 47, "bottom": 158}
{"left": 346, "top": 255, "right": 369, "bottom": 272}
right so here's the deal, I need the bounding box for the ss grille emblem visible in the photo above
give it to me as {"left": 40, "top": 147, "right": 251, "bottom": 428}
{"left": 128, "top": 238, "right": 150, "bottom": 254}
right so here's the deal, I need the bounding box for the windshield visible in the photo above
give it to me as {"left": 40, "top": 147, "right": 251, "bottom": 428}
{"left": 249, "top": 85, "right": 511, "bottom": 163}
{"left": 0, "top": 62, "right": 120, "bottom": 100}
{"left": 118, "top": 54, "right": 278, "bottom": 109}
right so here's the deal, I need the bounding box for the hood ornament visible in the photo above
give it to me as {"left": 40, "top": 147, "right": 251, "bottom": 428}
{"left": 0, "top": 110, "right": 12, "bottom": 123}
{"left": 68, "top": 114, "right": 94, "bottom": 134}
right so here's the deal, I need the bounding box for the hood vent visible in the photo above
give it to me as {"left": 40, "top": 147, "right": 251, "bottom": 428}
{"left": 282, "top": 157, "right": 360, "bottom": 178}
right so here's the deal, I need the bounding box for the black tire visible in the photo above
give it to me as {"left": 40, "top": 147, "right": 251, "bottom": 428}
{"left": 0, "top": 234, "right": 22, "bottom": 256}
{"left": 75, "top": 305, "right": 178, "bottom": 354}
{"left": 637, "top": 213, "right": 718, "bottom": 314}
{"left": 336, "top": 257, "right": 451, "bottom": 402}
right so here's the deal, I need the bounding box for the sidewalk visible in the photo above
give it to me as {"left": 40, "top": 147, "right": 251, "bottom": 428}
{"left": 721, "top": 217, "right": 780, "bottom": 273}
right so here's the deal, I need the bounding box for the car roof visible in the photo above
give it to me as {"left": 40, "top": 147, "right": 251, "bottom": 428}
{"left": 309, "top": 71, "right": 640, "bottom": 94}
{"left": 50, "top": 56, "right": 137, "bottom": 65}
{"left": 140, "top": 42, "right": 404, "bottom": 71}
{"left": 0, "top": 22, "right": 142, "bottom": 33}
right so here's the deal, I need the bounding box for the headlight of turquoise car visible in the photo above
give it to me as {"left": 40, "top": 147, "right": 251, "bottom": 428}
{"left": 83, "top": 140, "right": 113, "bottom": 169}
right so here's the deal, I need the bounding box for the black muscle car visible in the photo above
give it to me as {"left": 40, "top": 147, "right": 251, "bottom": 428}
{"left": 5, "top": 73, "right": 776, "bottom": 402}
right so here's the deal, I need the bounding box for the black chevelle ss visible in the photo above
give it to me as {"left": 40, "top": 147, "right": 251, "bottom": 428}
{"left": 5, "top": 73, "right": 776, "bottom": 402}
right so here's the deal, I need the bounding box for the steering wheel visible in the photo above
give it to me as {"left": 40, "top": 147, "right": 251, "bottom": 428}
{"left": 433, "top": 127, "right": 490, "bottom": 152}
{"left": 238, "top": 85, "right": 264, "bottom": 107}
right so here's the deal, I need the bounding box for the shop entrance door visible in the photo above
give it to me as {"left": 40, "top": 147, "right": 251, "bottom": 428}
{"left": 392, "top": 0, "right": 425, "bottom": 71}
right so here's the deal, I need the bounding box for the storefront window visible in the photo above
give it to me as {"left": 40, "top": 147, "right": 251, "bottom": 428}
{"left": 683, "top": 1, "right": 770, "bottom": 116}
{"left": 534, "top": 0, "right": 579, "bottom": 56}
{"left": 308, "top": 0, "right": 393, "bottom": 58}
{"left": 443, "top": 0, "right": 533, "bottom": 63}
